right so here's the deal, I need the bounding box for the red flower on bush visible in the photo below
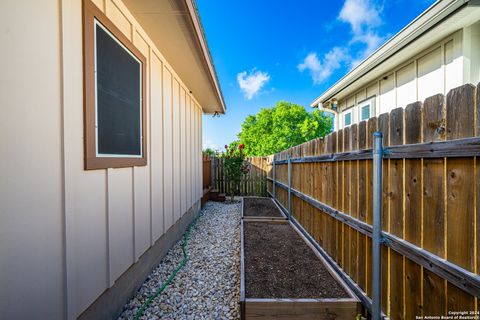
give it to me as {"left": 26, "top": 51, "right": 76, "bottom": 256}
{"left": 222, "top": 142, "right": 249, "bottom": 201}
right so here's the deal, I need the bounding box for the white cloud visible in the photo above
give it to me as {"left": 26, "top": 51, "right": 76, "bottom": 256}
{"left": 299, "top": 0, "right": 385, "bottom": 84}
{"left": 340, "top": 0, "right": 384, "bottom": 63}
{"left": 350, "top": 31, "right": 384, "bottom": 67}
{"left": 298, "top": 48, "right": 350, "bottom": 84}
{"left": 237, "top": 69, "right": 270, "bottom": 100}
{"left": 354, "top": 32, "right": 383, "bottom": 52}
{"left": 339, "top": 0, "right": 381, "bottom": 34}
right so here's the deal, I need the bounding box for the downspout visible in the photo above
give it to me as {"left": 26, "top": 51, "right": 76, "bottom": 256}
{"left": 315, "top": 102, "right": 339, "bottom": 131}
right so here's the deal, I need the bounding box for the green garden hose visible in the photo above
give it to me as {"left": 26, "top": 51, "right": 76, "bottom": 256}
{"left": 134, "top": 212, "right": 202, "bottom": 320}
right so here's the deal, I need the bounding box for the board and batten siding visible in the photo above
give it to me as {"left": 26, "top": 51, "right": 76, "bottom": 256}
{"left": 337, "top": 30, "right": 464, "bottom": 130}
{"left": 0, "top": 1, "right": 65, "bottom": 319}
{"left": 0, "top": 0, "right": 204, "bottom": 319}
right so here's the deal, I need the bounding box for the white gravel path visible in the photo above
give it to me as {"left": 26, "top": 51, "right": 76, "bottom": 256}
{"left": 118, "top": 200, "right": 241, "bottom": 320}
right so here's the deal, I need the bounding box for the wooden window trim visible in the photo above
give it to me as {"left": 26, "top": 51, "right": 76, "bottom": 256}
{"left": 83, "top": 0, "right": 147, "bottom": 170}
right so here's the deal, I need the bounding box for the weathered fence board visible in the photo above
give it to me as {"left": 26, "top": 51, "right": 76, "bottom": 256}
{"left": 404, "top": 102, "right": 422, "bottom": 319}
{"left": 336, "top": 132, "right": 344, "bottom": 267}
{"left": 358, "top": 121, "right": 367, "bottom": 295}
{"left": 265, "top": 83, "right": 480, "bottom": 319}
{"left": 350, "top": 125, "right": 359, "bottom": 287}
{"left": 212, "top": 156, "right": 269, "bottom": 196}
{"left": 445, "top": 84, "right": 476, "bottom": 311}
{"left": 202, "top": 155, "right": 212, "bottom": 190}
{"left": 422, "top": 94, "right": 447, "bottom": 316}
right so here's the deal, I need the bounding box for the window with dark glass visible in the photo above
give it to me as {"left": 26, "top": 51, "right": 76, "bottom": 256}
{"left": 83, "top": 0, "right": 147, "bottom": 169}
{"left": 95, "top": 21, "right": 142, "bottom": 157}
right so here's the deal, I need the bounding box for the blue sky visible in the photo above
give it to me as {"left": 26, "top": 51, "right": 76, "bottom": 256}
{"left": 198, "top": 0, "right": 435, "bottom": 151}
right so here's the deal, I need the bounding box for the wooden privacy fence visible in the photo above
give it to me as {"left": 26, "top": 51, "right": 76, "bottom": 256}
{"left": 203, "top": 155, "right": 212, "bottom": 190}
{"left": 212, "top": 156, "right": 269, "bottom": 196}
{"left": 267, "top": 83, "right": 480, "bottom": 319}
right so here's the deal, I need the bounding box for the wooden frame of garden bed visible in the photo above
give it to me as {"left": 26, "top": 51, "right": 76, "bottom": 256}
{"left": 240, "top": 219, "right": 360, "bottom": 319}
{"left": 241, "top": 196, "right": 287, "bottom": 220}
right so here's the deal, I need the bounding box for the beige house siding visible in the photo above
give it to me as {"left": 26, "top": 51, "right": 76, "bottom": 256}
{"left": 334, "top": 27, "right": 480, "bottom": 130}
{"left": 0, "top": 0, "right": 206, "bottom": 319}
{"left": 0, "top": 0, "right": 65, "bottom": 319}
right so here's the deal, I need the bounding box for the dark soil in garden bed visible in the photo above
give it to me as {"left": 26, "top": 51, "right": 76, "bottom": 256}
{"left": 243, "top": 197, "right": 283, "bottom": 217}
{"left": 244, "top": 222, "right": 349, "bottom": 299}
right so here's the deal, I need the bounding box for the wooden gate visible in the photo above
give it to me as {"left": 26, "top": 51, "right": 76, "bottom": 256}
{"left": 212, "top": 156, "right": 269, "bottom": 196}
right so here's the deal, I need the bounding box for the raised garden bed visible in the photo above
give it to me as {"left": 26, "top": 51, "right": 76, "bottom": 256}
{"left": 242, "top": 196, "right": 286, "bottom": 220}
{"left": 240, "top": 220, "right": 360, "bottom": 319}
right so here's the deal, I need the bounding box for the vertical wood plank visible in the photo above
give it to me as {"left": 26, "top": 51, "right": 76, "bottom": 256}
{"left": 422, "top": 94, "right": 446, "bottom": 255}
{"left": 300, "top": 159, "right": 306, "bottom": 226}
{"left": 422, "top": 94, "right": 447, "bottom": 316}
{"left": 389, "top": 107, "right": 404, "bottom": 237}
{"left": 343, "top": 127, "right": 351, "bottom": 275}
{"left": 378, "top": 113, "right": 390, "bottom": 232}
{"left": 337, "top": 130, "right": 344, "bottom": 267}
{"left": 219, "top": 157, "right": 223, "bottom": 193}
{"left": 292, "top": 158, "right": 301, "bottom": 222}
{"left": 389, "top": 107, "right": 405, "bottom": 320}
{"left": 306, "top": 161, "right": 314, "bottom": 235}
{"left": 330, "top": 132, "right": 338, "bottom": 255}
{"left": 302, "top": 142, "right": 312, "bottom": 233}
{"left": 313, "top": 140, "right": 322, "bottom": 250}
{"left": 358, "top": 121, "right": 367, "bottom": 292}
{"left": 404, "top": 102, "right": 423, "bottom": 319}
{"left": 323, "top": 134, "right": 333, "bottom": 254}
{"left": 446, "top": 84, "right": 475, "bottom": 270}
{"left": 349, "top": 125, "right": 359, "bottom": 284}
{"left": 445, "top": 84, "right": 476, "bottom": 312}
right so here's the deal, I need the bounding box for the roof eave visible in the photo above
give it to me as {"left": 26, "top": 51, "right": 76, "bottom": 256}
{"left": 310, "top": 0, "right": 468, "bottom": 108}
{"left": 185, "top": 0, "right": 226, "bottom": 114}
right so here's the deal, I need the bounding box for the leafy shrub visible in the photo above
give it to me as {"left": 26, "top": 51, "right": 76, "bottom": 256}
{"left": 222, "top": 143, "right": 249, "bottom": 200}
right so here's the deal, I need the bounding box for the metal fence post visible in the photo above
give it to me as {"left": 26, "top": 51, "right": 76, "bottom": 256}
{"left": 372, "top": 132, "right": 383, "bottom": 320}
{"left": 287, "top": 156, "right": 292, "bottom": 220}
{"left": 272, "top": 157, "right": 276, "bottom": 199}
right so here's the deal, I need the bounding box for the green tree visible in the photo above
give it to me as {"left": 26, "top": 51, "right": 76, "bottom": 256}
{"left": 202, "top": 148, "right": 217, "bottom": 157}
{"left": 237, "top": 101, "right": 333, "bottom": 156}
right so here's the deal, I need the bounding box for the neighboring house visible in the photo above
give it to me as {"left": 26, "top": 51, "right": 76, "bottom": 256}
{"left": 0, "top": 1, "right": 225, "bottom": 319}
{"left": 311, "top": 0, "right": 480, "bottom": 131}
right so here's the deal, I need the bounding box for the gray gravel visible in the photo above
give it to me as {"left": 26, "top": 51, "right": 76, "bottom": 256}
{"left": 118, "top": 200, "right": 241, "bottom": 320}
